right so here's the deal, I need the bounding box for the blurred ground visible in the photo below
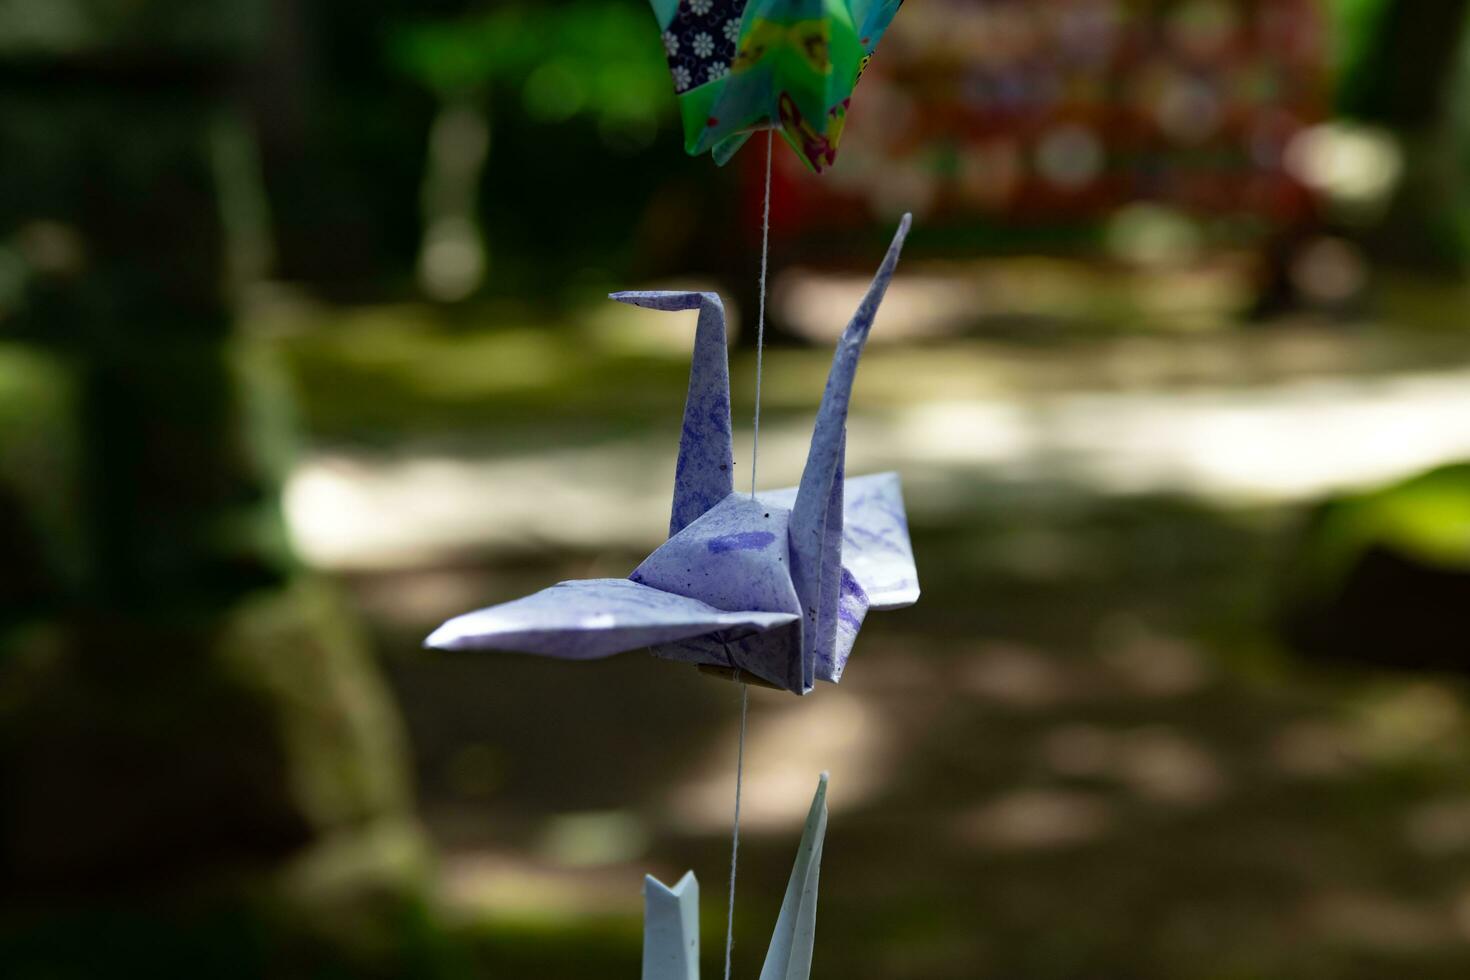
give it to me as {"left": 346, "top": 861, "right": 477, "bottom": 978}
{"left": 257, "top": 261, "right": 1470, "bottom": 979}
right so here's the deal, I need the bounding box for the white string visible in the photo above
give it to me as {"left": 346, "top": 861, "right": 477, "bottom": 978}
{"left": 750, "top": 130, "right": 774, "bottom": 497}
{"left": 722, "top": 679, "right": 750, "bottom": 980}
{"left": 724, "top": 129, "right": 772, "bottom": 980}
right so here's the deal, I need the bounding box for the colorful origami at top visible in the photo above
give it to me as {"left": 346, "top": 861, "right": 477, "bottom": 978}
{"left": 425, "top": 215, "right": 919, "bottom": 695}
{"left": 650, "top": 0, "right": 905, "bottom": 172}
{"left": 643, "top": 774, "right": 828, "bottom": 980}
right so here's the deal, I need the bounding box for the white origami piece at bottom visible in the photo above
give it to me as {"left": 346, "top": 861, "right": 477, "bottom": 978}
{"left": 643, "top": 774, "right": 828, "bottom": 980}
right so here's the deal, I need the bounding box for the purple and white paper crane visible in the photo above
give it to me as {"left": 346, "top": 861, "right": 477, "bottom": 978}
{"left": 425, "top": 215, "right": 919, "bottom": 694}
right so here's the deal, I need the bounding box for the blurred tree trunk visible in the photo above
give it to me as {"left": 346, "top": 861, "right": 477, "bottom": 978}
{"left": 0, "top": 2, "right": 436, "bottom": 974}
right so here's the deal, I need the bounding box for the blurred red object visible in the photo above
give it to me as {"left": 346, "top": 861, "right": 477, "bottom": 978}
{"left": 751, "top": 0, "right": 1330, "bottom": 245}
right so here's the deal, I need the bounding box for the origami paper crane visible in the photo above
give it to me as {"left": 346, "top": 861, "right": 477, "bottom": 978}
{"left": 650, "top": 0, "right": 905, "bottom": 172}
{"left": 643, "top": 774, "right": 828, "bottom": 980}
{"left": 425, "top": 215, "right": 919, "bottom": 694}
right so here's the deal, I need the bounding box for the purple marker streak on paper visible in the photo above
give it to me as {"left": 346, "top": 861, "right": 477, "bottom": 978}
{"left": 708, "top": 530, "right": 776, "bottom": 553}
{"left": 766, "top": 473, "right": 920, "bottom": 609}
{"left": 840, "top": 472, "right": 920, "bottom": 610}
{"left": 822, "top": 568, "right": 871, "bottom": 684}
{"left": 632, "top": 494, "right": 801, "bottom": 618}
{"left": 838, "top": 569, "right": 867, "bottom": 630}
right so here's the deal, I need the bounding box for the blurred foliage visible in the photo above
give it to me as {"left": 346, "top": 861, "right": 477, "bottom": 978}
{"left": 1285, "top": 464, "right": 1470, "bottom": 671}
{"left": 388, "top": 2, "right": 670, "bottom": 130}
{"left": 0, "top": 584, "right": 410, "bottom": 882}
{"left": 1331, "top": 0, "right": 1470, "bottom": 268}
{"left": 1303, "top": 464, "right": 1470, "bottom": 583}
{"left": 0, "top": 344, "right": 77, "bottom": 619}
{"left": 1334, "top": 0, "right": 1468, "bottom": 126}
{"left": 0, "top": 10, "right": 432, "bottom": 977}
{"left": 1327, "top": 0, "right": 1391, "bottom": 76}
{"left": 0, "top": 0, "right": 265, "bottom": 57}
{"left": 2, "top": 885, "right": 464, "bottom": 980}
{"left": 380, "top": 1, "right": 723, "bottom": 303}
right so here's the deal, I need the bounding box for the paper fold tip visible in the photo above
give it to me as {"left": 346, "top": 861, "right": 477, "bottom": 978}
{"left": 894, "top": 213, "right": 913, "bottom": 242}
{"left": 644, "top": 870, "right": 697, "bottom": 898}
{"left": 607, "top": 290, "right": 714, "bottom": 312}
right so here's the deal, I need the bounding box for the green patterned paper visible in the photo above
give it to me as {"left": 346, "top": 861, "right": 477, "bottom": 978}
{"left": 651, "top": 0, "right": 904, "bottom": 172}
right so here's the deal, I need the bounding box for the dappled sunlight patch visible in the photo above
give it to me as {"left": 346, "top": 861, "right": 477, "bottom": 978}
{"left": 395, "top": 330, "right": 566, "bottom": 401}
{"left": 285, "top": 448, "right": 674, "bottom": 569}
{"left": 956, "top": 788, "right": 1115, "bottom": 852}
{"left": 1273, "top": 687, "right": 1470, "bottom": 783}
{"left": 885, "top": 400, "right": 1033, "bottom": 471}
{"left": 881, "top": 367, "right": 1470, "bottom": 506}
{"left": 440, "top": 851, "right": 641, "bottom": 923}
{"left": 279, "top": 818, "right": 430, "bottom": 902}
{"left": 1040, "top": 724, "right": 1228, "bottom": 808}
{"left": 1350, "top": 682, "right": 1466, "bottom": 762}
{"left": 776, "top": 269, "right": 989, "bottom": 343}
{"left": 1269, "top": 721, "right": 1360, "bottom": 779}
{"left": 667, "top": 688, "right": 894, "bottom": 833}
{"left": 290, "top": 311, "right": 572, "bottom": 399}
{"left": 1449, "top": 887, "right": 1470, "bottom": 942}
{"left": 285, "top": 357, "right": 1470, "bottom": 571}
{"left": 839, "top": 346, "right": 1005, "bottom": 408}
{"left": 1405, "top": 799, "right": 1470, "bottom": 857}
{"left": 1112, "top": 727, "right": 1228, "bottom": 808}
{"left": 1096, "top": 615, "right": 1212, "bottom": 698}
{"left": 535, "top": 810, "right": 650, "bottom": 869}
{"left": 958, "top": 642, "right": 1079, "bottom": 709}
{"left": 350, "top": 566, "right": 501, "bottom": 628}
{"left": 776, "top": 255, "right": 1252, "bottom": 342}
{"left": 1040, "top": 724, "right": 1121, "bottom": 778}
{"left": 1303, "top": 889, "right": 1453, "bottom": 951}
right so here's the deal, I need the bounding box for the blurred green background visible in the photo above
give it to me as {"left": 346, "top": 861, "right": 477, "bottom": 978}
{"left": 4, "top": 1, "right": 1470, "bottom": 978}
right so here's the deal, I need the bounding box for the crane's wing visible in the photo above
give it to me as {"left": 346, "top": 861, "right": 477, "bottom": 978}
{"left": 831, "top": 471, "right": 919, "bottom": 611}
{"left": 425, "top": 578, "right": 796, "bottom": 660}
{"left": 760, "top": 471, "right": 919, "bottom": 684}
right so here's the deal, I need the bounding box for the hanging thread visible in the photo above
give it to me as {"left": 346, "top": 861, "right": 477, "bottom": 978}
{"left": 749, "top": 130, "right": 774, "bottom": 497}
{"left": 723, "top": 128, "right": 774, "bottom": 980}
{"left": 722, "top": 679, "right": 750, "bottom": 980}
